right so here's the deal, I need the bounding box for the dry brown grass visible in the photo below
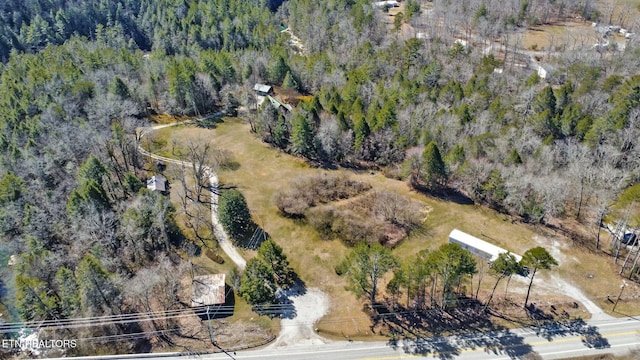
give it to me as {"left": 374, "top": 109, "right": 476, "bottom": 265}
{"left": 148, "top": 113, "right": 190, "bottom": 125}
{"left": 516, "top": 0, "right": 638, "bottom": 53}
{"left": 522, "top": 21, "right": 602, "bottom": 52}
{"left": 151, "top": 116, "right": 640, "bottom": 339}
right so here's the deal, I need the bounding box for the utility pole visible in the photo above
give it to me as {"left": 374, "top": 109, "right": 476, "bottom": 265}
{"left": 205, "top": 288, "right": 236, "bottom": 359}
{"left": 206, "top": 306, "right": 215, "bottom": 344}
{"left": 613, "top": 281, "right": 626, "bottom": 312}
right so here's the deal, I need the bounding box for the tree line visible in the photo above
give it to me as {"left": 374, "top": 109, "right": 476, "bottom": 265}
{"left": 338, "top": 242, "right": 558, "bottom": 311}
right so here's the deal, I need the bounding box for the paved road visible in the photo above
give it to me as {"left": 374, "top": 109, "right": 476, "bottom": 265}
{"left": 47, "top": 317, "right": 640, "bottom": 360}
{"left": 137, "top": 120, "right": 246, "bottom": 269}
{"left": 214, "top": 318, "right": 639, "bottom": 360}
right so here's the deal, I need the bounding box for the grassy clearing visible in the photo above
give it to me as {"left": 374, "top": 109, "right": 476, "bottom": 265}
{"left": 152, "top": 116, "right": 639, "bottom": 339}
{"left": 520, "top": 0, "right": 638, "bottom": 52}
{"left": 522, "top": 21, "right": 602, "bottom": 52}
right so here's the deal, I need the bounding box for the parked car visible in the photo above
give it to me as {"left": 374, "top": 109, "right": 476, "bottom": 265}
{"left": 621, "top": 233, "right": 637, "bottom": 246}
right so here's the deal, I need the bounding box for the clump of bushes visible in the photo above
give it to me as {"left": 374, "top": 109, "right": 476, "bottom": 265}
{"left": 205, "top": 249, "right": 225, "bottom": 264}
{"left": 308, "top": 190, "right": 427, "bottom": 247}
{"left": 272, "top": 173, "right": 371, "bottom": 217}
{"left": 273, "top": 173, "right": 427, "bottom": 247}
{"left": 307, "top": 207, "right": 386, "bottom": 246}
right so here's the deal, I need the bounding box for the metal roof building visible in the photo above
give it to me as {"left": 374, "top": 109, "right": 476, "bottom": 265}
{"left": 253, "top": 83, "right": 273, "bottom": 95}
{"left": 448, "top": 229, "right": 522, "bottom": 263}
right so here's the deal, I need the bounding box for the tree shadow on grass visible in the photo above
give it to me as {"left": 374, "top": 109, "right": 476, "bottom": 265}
{"left": 411, "top": 183, "right": 475, "bottom": 206}
{"left": 388, "top": 326, "right": 535, "bottom": 360}
{"left": 236, "top": 223, "right": 270, "bottom": 250}
{"left": 195, "top": 115, "right": 224, "bottom": 129}
{"left": 254, "top": 298, "right": 296, "bottom": 319}
{"left": 253, "top": 276, "right": 307, "bottom": 320}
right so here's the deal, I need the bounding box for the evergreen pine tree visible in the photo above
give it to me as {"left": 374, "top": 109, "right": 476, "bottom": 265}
{"left": 421, "top": 141, "right": 447, "bottom": 188}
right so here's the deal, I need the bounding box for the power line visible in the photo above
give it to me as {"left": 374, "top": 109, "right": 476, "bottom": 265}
{"left": 0, "top": 304, "right": 298, "bottom": 334}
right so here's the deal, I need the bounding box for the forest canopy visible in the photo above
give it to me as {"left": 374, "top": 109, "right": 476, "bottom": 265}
{"left": 0, "top": 0, "right": 638, "bottom": 354}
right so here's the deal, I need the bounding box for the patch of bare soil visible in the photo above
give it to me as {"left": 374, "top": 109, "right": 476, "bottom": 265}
{"left": 213, "top": 320, "right": 275, "bottom": 350}
{"left": 268, "top": 287, "right": 330, "bottom": 347}
{"left": 530, "top": 234, "right": 614, "bottom": 321}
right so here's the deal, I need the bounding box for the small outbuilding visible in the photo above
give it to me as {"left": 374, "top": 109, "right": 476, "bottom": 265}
{"left": 537, "top": 64, "right": 557, "bottom": 80}
{"left": 253, "top": 83, "right": 274, "bottom": 96}
{"left": 374, "top": 1, "right": 400, "bottom": 8}
{"left": 191, "top": 274, "right": 227, "bottom": 307}
{"left": 448, "top": 229, "right": 522, "bottom": 263}
{"left": 147, "top": 175, "right": 167, "bottom": 192}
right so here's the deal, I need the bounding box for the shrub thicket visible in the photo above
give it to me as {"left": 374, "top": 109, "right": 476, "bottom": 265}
{"left": 272, "top": 173, "right": 371, "bottom": 217}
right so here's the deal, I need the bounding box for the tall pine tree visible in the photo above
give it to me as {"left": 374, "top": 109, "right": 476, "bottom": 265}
{"left": 421, "top": 141, "right": 447, "bottom": 188}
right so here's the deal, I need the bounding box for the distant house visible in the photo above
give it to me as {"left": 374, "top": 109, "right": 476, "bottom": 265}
{"left": 537, "top": 64, "right": 556, "bottom": 79}
{"left": 191, "top": 274, "right": 226, "bottom": 307}
{"left": 537, "top": 64, "right": 565, "bottom": 84}
{"left": 448, "top": 229, "right": 522, "bottom": 263}
{"left": 253, "top": 83, "right": 274, "bottom": 96}
{"left": 374, "top": 1, "right": 399, "bottom": 9}
{"left": 147, "top": 175, "right": 167, "bottom": 192}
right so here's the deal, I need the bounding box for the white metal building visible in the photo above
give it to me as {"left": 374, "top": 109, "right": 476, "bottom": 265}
{"left": 448, "top": 229, "right": 522, "bottom": 263}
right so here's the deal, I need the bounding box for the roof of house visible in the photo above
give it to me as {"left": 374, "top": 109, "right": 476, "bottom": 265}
{"left": 147, "top": 175, "right": 167, "bottom": 192}
{"left": 253, "top": 83, "right": 273, "bottom": 93}
{"left": 449, "top": 229, "right": 522, "bottom": 262}
{"left": 374, "top": 1, "right": 400, "bottom": 8}
{"left": 191, "top": 274, "right": 226, "bottom": 307}
{"left": 537, "top": 64, "right": 557, "bottom": 77}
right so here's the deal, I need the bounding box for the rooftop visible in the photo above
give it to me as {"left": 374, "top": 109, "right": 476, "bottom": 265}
{"left": 253, "top": 83, "right": 273, "bottom": 93}
{"left": 147, "top": 175, "right": 167, "bottom": 192}
{"left": 191, "top": 274, "right": 226, "bottom": 307}
{"left": 449, "top": 229, "right": 522, "bottom": 262}
{"left": 267, "top": 95, "right": 293, "bottom": 111}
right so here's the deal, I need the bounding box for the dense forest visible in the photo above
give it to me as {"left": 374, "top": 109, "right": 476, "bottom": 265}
{"left": 271, "top": 0, "right": 639, "bottom": 228}
{"left": 0, "top": 0, "right": 639, "bottom": 355}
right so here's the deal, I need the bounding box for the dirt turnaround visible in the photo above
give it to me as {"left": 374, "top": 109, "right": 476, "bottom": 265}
{"left": 268, "top": 287, "right": 330, "bottom": 347}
